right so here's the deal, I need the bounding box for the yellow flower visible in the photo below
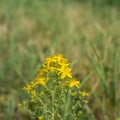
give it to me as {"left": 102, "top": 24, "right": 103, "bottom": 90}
{"left": 45, "top": 57, "right": 56, "bottom": 66}
{"left": 23, "top": 84, "right": 32, "bottom": 93}
{"left": 59, "top": 60, "right": 69, "bottom": 67}
{"left": 52, "top": 54, "right": 63, "bottom": 59}
{"left": 79, "top": 91, "right": 89, "bottom": 96}
{"left": 36, "top": 77, "right": 46, "bottom": 86}
{"left": 69, "top": 79, "right": 80, "bottom": 88}
{"left": 38, "top": 115, "right": 43, "bottom": 120}
{"left": 53, "top": 54, "right": 64, "bottom": 62}
{"left": 42, "top": 63, "right": 51, "bottom": 72}
{"left": 53, "top": 54, "right": 69, "bottom": 66}
{"left": 58, "top": 66, "right": 72, "bottom": 79}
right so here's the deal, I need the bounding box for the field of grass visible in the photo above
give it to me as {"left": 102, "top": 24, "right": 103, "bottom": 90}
{"left": 0, "top": 0, "right": 120, "bottom": 120}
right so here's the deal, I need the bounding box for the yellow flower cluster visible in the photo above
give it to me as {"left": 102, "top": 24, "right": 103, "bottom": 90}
{"left": 79, "top": 91, "right": 89, "bottom": 96}
{"left": 41, "top": 54, "right": 72, "bottom": 79}
{"left": 69, "top": 78, "right": 80, "bottom": 88}
{"left": 24, "top": 54, "right": 80, "bottom": 93}
{"left": 20, "top": 54, "right": 89, "bottom": 120}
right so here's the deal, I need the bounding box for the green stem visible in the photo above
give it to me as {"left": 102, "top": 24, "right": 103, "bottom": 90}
{"left": 64, "top": 89, "right": 71, "bottom": 120}
{"left": 52, "top": 92, "right": 55, "bottom": 120}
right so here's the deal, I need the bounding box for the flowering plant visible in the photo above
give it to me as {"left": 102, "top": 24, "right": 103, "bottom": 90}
{"left": 18, "top": 54, "right": 88, "bottom": 120}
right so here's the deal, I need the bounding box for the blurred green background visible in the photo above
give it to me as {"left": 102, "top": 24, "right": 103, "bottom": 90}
{"left": 0, "top": 0, "right": 120, "bottom": 120}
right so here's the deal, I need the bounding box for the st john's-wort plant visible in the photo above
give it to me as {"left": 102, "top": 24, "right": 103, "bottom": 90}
{"left": 18, "top": 54, "right": 89, "bottom": 120}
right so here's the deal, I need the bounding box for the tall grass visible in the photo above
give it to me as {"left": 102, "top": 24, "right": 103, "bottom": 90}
{"left": 65, "top": 0, "right": 120, "bottom": 6}
{"left": 0, "top": 0, "right": 120, "bottom": 120}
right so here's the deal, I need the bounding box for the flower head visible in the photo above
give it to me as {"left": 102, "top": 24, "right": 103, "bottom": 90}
{"left": 23, "top": 84, "right": 32, "bottom": 93}
{"left": 79, "top": 91, "right": 89, "bottom": 96}
{"left": 58, "top": 66, "right": 72, "bottom": 79}
{"left": 36, "top": 77, "right": 46, "bottom": 86}
{"left": 69, "top": 79, "right": 80, "bottom": 88}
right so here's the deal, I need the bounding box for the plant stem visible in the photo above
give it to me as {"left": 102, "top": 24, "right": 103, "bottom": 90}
{"left": 64, "top": 89, "right": 71, "bottom": 120}
{"left": 52, "top": 92, "right": 55, "bottom": 120}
